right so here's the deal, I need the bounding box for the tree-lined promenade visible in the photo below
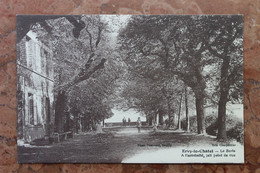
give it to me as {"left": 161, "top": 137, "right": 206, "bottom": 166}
{"left": 19, "top": 15, "right": 243, "bottom": 144}
{"left": 18, "top": 127, "right": 219, "bottom": 163}
{"left": 118, "top": 15, "right": 243, "bottom": 141}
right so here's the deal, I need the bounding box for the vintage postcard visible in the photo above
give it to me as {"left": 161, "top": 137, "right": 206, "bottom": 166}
{"left": 16, "top": 15, "right": 244, "bottom": 163}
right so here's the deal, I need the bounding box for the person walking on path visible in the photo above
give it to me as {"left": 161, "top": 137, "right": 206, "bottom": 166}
{"left": 137, "top": 117, "right": 142, "bottom": 133}
{"left": 122, "top": 117, "right": 126, "bottom": 127}
{"left": 123, "top": 117, "right": 126, "bottom": 126}
{"left": 152, "top": 120, "right": 157, "bottom": 133}
{"left": 96, "top": 121, "right": 103, "bottom": 134}
{"left": 128, "top": 118, "right": 131, "bottom": 126}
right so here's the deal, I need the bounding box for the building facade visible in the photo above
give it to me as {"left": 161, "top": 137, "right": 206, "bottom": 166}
{"left": 17, "top": 30, "right": 55, "bottom": 143}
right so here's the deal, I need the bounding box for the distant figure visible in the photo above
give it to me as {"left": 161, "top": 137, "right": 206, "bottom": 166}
{"left": 137, "top": 117, "right": 142, "bottom": 133}
{"left": 152, "top": 120, "right": 157, "bottom": 132}
{"left": 162, "top": 121, "right": 167, "bottom": 130}
{"left": 96, "top": 121, "right": 103, "bottom": 134}
{"left": 123, "top": 117, "right": 126, "bottom": 126}
{"left": 128, "top": 118, "right": 131, "bottom": 126}
{"left": 122, "top": 117, "right": 125, "bottom": 127}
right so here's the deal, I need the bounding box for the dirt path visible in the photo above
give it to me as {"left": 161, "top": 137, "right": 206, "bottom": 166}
{"left": 18, "top": 127, "right": 216, "bottom": 163}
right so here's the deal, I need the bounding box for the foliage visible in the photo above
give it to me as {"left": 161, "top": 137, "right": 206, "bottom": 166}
{"left": 31, "top": 15, "right": 124, "bottom": 132}
{"left": 182, "top": 113, "right": 243, "bottom": 143}
{"left": 28, "top": 15, "right": 243, "bottom": 136}
{"left": 118, "top": 15, "right": 243, "bottom": 136}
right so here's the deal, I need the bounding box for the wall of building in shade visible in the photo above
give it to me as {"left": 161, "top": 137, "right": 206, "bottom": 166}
{"left": 17, "top": 30, "right": 55, "bottom": 143}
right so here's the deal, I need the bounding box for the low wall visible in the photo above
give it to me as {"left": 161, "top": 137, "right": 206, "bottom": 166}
{"left": 23, "top": 126, "right": 45, "bottom": 143}
{"left": 105, "top": 121, "right": 146, "bottom": 127}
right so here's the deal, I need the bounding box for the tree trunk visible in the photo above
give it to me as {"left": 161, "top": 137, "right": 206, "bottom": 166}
{"left": 64, "top": 111, "right": 71, "bottom": 132}
{"left": 146, "top": 115, "right": 153, "bottom": 126}
{"left": 74, "top": 115, "right": 79, "bottom": 134}
{"left": 158, "top": 110, "right": 164, "bottom": 125}
{"left": 195, "top": 94, "right": 206, "bottom": 134}
{"left": 54, "top": 91, "right": 66, "bottom": 133}
{"left": 185, "top": 66, "right": 206, "bottom": 134}
{"left": 177, "top": 92, "right": 183, "bottom": 130}
{"left": 167, "top": 102, "right": 174, "bottom": 128}
{"left": 148, "top": 115, "right": 153, "bottom": 126}
{"left": 217, "top": 58, "right": 230, "bottom": 141}
{"left": 185, "top": 87, "right": 190, "bottom": 132}
{"left": 217, "top": 94, "right": 228, "bottom": 141}
{"left": 45, "top": 97, "right": 51, "bottom": 138}
{"left": 154, "top": 113, "right": 157, "bottom": 123}
{"left": 17, "top": 88, "right": 24, "bottom": 139}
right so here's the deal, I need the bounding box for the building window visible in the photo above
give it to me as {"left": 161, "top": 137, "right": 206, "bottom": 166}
{"left": 28, "top": 93, "right": 34, "bottom": 125}
{"left": 44, "top": 50, "right": 49, "bottom": 77}
{"left": 25, "top": 36, "right": 34, "bottom": 69}
{"left": 41, "top": 48, "right": 46, "bottom": 74}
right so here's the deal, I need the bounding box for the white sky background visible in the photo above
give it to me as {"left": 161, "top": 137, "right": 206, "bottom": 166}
{"left": 101, "top": 15, "right": 131, "bottom": 45}
{"left": 106, "top": 104, "right": 243, "bottom": 123}
{"left": 101, "top": 15, "right": 142, "bottom": 123}
{"left": 106, "top": 109, "right": 146, "bottom": 123}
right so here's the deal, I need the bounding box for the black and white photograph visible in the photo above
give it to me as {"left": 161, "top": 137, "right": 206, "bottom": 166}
{"left": 16, "top": 15, "right": 244, "bottom": 163}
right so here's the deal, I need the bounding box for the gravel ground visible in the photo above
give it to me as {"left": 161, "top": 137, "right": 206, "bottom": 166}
{"left": 18, "top": 127, "right": 217, "bottom": 163}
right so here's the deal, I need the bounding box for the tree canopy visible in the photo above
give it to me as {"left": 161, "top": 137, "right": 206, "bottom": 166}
{"left": 118, "top": 15, "right": 243, "bottom": 136}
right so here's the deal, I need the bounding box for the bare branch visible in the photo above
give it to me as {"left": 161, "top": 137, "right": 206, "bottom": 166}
{"left": 56, "top": 58, "right": 107, "bottom": 91}
{"left": 95, "top": 25, "right": 103, "bottom": 48}
{"left": 85, "top": 23, "right": 93, "bottom": 52}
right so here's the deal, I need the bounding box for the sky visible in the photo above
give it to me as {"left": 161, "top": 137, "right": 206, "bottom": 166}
{"left": 100, "top": 15, "right": 145, "bottom": 123}
{"left": 105, "top": 109, "right": 146, "bottom": 123}
{"left": 101, "top": 15, "right": 131, "bottom": 32}
{"left": 106, "top": 104, "right": 243, "bottom": 123}
{"left": 101, "top": 15, "right": 131, "bottom": 45}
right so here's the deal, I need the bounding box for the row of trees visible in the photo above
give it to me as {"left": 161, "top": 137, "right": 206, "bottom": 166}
{"left": 31, "top": 15, "right": 243, "bottom": 141}
{"left": 33, "top": 15, "right": 123, "bottom": 133}
{"left": 118, "top": 15, "right": 243, "bottom": 141}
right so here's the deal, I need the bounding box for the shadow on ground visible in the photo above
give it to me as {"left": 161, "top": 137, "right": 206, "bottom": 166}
{"left": 18, "top": 127, "right": 216, "bottom": 163}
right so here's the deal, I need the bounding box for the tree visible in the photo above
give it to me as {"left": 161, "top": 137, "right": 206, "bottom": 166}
{"left": 118, "top": 53, "right": 184, "bottom": 128}
{"left": 206, "top": 16, "right": 243, "bottom": 141}
{"left": 118, "top": 15, "right": 215, "bottom": 134}
{"left": 31, "top": 15, "right": 121, "bottom": 133}
{"left": 120, "top": 76, "right": 164, "bottom": 125}
{"left": 66, "top": 54, "right": 123, "bottom": 132}
{"left": 185, "top": 86, "right": 190, "bottom": 132}
{"left": 177, "top": 90, "right": 183, "bottom": 130}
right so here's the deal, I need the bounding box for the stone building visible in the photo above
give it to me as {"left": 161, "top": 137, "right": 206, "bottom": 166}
{"left": 17, "top": 29, "right": 54, "bottom": 143}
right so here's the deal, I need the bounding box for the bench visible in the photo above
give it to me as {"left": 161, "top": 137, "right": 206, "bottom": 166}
{"left": 53, "top": 131, "right": 73, "bottom": 143}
